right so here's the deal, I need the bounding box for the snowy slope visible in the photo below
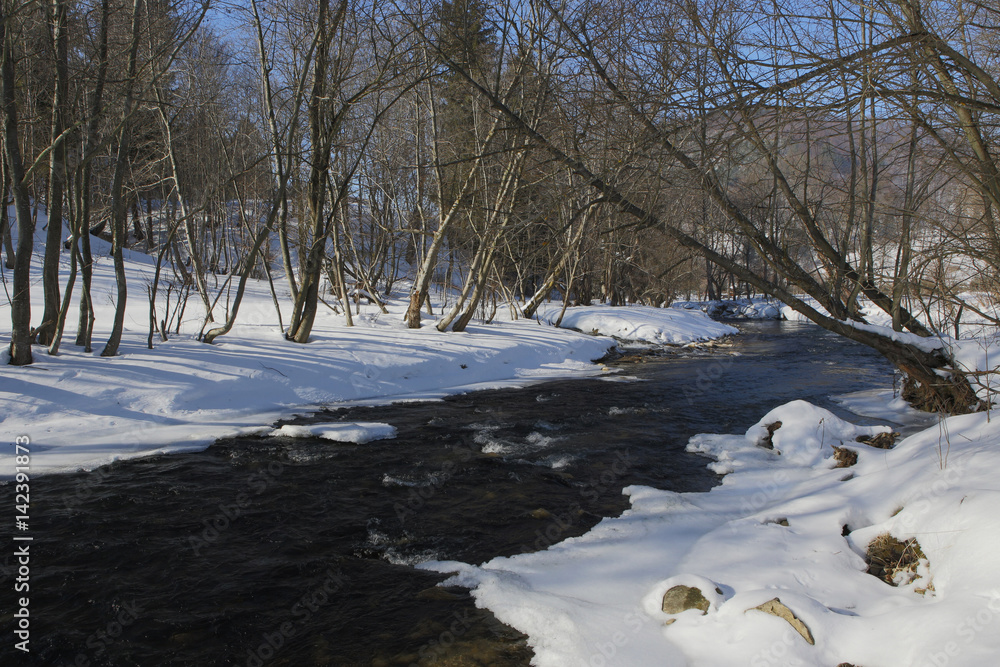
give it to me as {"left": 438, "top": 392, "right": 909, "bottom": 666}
{"left": 534, "top": 304, "right": 738, "bottom": 344}
{"left": 0, "top": 219, "right": 733, "bottom": 475}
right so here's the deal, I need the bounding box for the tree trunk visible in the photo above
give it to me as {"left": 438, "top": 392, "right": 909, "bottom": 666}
{"left": 452, "top": 250, "right": 496, "bottom": 332}
{"left": 101, "top": 0, "right": 143, "bottom": 357}
{"left": 75, "top": 169, "right": 96, "bottom": 351}
{"left": 287, "top": 0, "right": 376, "bottom": 338}
{"left": 436, "top": 241, "right": 488, "bottom": 332}
{"left": 286, "top": 0, "right": 345, "bottom": 343}
{"left": 0, "top": 157, "right": 13, "bottom": 269}
{"left": 74, "top": 0, "right": 108, "bottom": 352}
{"left": 48, "top": 152, "right": 82, "bottom": 356}
{"left": 154, "top": 82, "right": 214, "bottom": 321}
{"left": 1, "top": 4, "right": 35, "bottom": 365}
{"left": 38, "top": 0, "right": 69, "bottom": 347}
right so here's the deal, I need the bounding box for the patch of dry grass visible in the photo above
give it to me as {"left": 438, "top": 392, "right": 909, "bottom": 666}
{"left": 865, "top": 533, "right": 931, "bottom": 592}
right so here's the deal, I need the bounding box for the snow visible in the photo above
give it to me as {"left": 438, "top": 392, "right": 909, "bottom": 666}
{"left": 833, "top": 388, "right": 938, "bottom": 432}
{"left": 951, "top": 335, "right": 1000, "bottom": 405}
{"left": 776, "top": 293, "right": 1000, "bottom": 406}
{"left": 779, "top": 296, "right": 861, "bottom": 325}
{"left": 777, "top": 296, "right": 948, "bottom": 352}
{"left": 268, "top": 422, "right": 397, "bottom": 443}
{"left": 842, "top": 319, "right": 949, "bottom": 354}
{"left": 422, "top": 400, "right": 1000, "bottom": 666}
{"left": 8, "top": 218, "right": 1000, "bottom": 666}
{"left": 675, "top": 298, "right": 783, "bottom": 320}
{"left": 743, "top": 399, "right": 891, "bottom": 466}
{"left": 533, "top": 304, "right": 738, "bottom": 345}
{"left": 0, "top": 218, "right": 732, "bottom": 476}
{"left": 738, "top": 300, "right": 782, "bottom": 319}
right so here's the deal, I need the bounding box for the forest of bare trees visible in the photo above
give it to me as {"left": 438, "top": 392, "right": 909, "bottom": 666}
{"left": 4, "top": 0, "right": 1000, "bottom": 411}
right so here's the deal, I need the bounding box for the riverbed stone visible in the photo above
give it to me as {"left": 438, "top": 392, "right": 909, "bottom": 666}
{"left": 833, "top": 446, "right": 858, "bottom": 468}
{"left": 661, "top": 585, "right": 711, "bottom": 614}
{"left": 857, "top": 431, "right": 899, "bottom": 449}
{"left": 758, "top": 421, "right": 782, "bottom": 449}
{"left": 746, "top": 597, "right": 814, "bottom": 645}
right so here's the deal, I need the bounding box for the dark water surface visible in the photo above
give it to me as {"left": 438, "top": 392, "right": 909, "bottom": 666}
{"left": 2, "top": 322, "right": 899, "bottom": 666}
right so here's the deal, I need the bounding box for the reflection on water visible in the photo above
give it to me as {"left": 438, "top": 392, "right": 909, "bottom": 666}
{"left": 1, "top": 321, "right": 897, "bottom": 666}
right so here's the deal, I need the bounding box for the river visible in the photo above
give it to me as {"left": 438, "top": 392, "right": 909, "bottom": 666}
{"left": 1, "top": 321, "right": 901, "bottom": 666}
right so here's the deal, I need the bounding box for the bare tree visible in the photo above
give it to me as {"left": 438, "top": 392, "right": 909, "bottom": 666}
{"left": 1, "top": 0, "right": 36, "bottom": 365}
{"left": 286, "top": 0, "right": 415, "bottom": 342}
{"left": 403, "top": 0, "right": 983, "bottom": 410}
{"left": 37, "top": 0, "right": 70, "bottom": 347}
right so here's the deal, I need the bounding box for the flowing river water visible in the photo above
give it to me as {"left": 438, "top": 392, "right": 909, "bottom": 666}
{"left": 2, "top": 321, "right": 904, "bottom": 666}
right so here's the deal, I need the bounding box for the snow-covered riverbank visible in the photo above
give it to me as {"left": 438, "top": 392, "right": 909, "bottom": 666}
{"left": 424, "top": 396, "right": 1000, "bottom": 666}
{"left": 0, "top": 230, "right": 736, "bottom": 476}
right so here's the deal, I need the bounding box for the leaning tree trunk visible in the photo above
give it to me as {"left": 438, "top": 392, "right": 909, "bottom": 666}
{"left": 451, "top": 251, "right": 497, "bottom": 333}
{"left": 404, "top": 86, "right": 501, "bottom": 329}
{"left": 437, "top": 40, "right": 982, "bottom": 413}
{"left": 154, "top": 82, "right": 214, "bottom": 322}
{"left": 437, "top": 241, "right": 490, "bottom": 332}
